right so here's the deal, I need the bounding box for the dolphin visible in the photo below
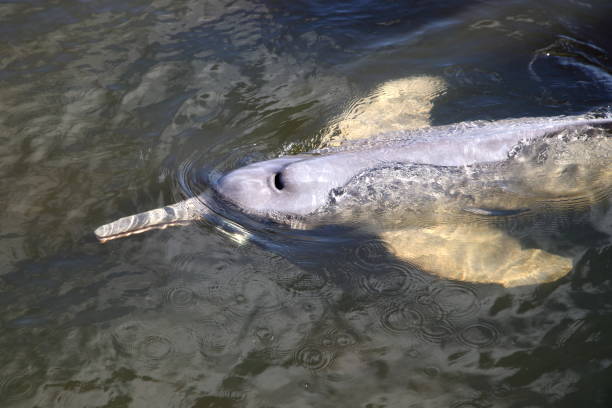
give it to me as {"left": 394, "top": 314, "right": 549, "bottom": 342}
{"left": 95, "top": 114, "right": 612, "bottom": 286}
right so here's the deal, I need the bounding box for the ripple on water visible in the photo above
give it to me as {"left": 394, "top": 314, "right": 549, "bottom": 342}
{"left": 287, "top": 269, "right": 336, "bottom": 299}
{"left": 357, "top": 262, "right": 425, "bottom": 298}
{"left": 255, "top": 327, "right": 275, "bottom": 344}
{"left": 138, "top": 335, "right": 174, "bottom": 362}
{"left": 163, "top": 281, "right": 198, "bottom": 311}
{"left": 340, "top": 238, "right": 431, "bottom": 301}
{"left": 418, "top": 318, "right": 456, "bottom": 344}
{"left": 293, "top": 296, "right": 327, "bottom": 324}
{"left": 250, "top": 253, "right": 309, "bottom": 290}
{"left": 294, "top": 345, "right": 336, "bottom": 371}
{"left": 172, "top": 254, "right": 245, "bottom": 320}
{"left": 111, "top": 320, "right": 185, "bottom": 368}
{"left": 225, "top": 272, "right": 286, "bottom": 319}
{"left": 380, "top": 303, "right": 425, "bottom": 333}
{"left": 353, "top": 239, "right": 394, "bottom": 268}
{"left": 335, "top": 332, "right": 358, "bottom": 348}
{"left": 320, "top": 329, "right": 358, "bottom": 349}
{"left": 431, "top": 282, "right": 480, "bottom": 320}
{"left": 0, "top": 373, "right": 36, "bottom": 403}
{"left": 197, "top": 320, "right": 235, "bottom": 361}
{"left": 245, "top": 310, "right": 310, "bottom": 360}
{"left": 378, "top": 283, "right": 448, "bottom": 336}
{"left": 457, "top": 320, "right": 500, "bottom": 348}
{"left": 111, "top": 320, "right": 148, "bottom": 357}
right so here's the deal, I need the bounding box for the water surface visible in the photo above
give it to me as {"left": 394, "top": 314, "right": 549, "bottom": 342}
{"left": 2, "top": 0, "right": 612, "bottom": 406}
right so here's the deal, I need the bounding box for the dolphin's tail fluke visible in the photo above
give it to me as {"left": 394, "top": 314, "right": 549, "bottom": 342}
{"left": 94, "top": 197, "right": 205, "bottom": 243}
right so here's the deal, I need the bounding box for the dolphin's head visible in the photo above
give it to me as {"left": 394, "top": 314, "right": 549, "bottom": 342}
{"left": 214, "top": 155, "right": 343, "bottom": 219}
{"left": 94, "top": 153, "right": 350, "bottom": 242}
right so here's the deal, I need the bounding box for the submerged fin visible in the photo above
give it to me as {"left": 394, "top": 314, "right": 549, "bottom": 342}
{"left": 463, "top": 207, "right": 530, "bottom": 216}
{"left": 94, "top": 197, "right": 205, "bottom": 243}
{"left": 381, "top": 225, "right": 573, "bottom": 287}
{"left": 321, "top": 76, "right": 446, "bottom": 145}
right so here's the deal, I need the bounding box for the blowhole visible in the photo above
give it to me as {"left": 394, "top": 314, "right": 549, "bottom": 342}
{"left": 274, "top": 172, "right": 284, "bottom": 190}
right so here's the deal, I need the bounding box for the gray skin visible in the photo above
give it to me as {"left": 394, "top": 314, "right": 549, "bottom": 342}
{"left": 94, "top": 115, "right": 612, "bottom": 242}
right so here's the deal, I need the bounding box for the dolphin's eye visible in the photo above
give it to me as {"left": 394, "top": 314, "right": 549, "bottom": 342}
{"left": 273, "top": 172, "right": 284, "bottom": 190}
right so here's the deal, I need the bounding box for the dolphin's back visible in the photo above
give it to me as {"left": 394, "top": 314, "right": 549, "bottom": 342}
{"left": 318, "top": 116, "right": 612, "bottom": 167}
{"left": 313, "top": 115, "right": 612, "bottom": 229}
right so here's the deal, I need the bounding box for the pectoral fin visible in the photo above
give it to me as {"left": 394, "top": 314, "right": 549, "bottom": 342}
{"left": 322, "top": 76, "right": 446, "bottom": 145}
{"left": 380, "top": 225, "right": 573, "bottom": 287}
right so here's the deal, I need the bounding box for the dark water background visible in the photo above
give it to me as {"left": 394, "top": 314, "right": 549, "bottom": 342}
{"left": 2, "top": 0, "right": 612, "bottom": 406}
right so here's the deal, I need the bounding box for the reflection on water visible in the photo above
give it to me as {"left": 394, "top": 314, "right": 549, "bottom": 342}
{"left": 1, "top": 0, "right": 612, "bottom": 406}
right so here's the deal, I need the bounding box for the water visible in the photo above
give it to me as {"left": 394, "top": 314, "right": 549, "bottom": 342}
{"left": 1, "top": 0, "right": 612, "bottom": 406}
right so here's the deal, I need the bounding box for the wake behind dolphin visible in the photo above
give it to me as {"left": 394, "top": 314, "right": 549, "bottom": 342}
{"left": 95, "top": 114, "right": 612, "bottom": 286}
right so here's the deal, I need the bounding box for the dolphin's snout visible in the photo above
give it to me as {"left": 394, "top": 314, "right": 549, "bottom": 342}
{"left": 95, "top": 197, "right": 205, "bottom": 242}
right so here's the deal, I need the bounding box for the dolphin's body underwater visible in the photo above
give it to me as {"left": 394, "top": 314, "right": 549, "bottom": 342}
{"left": 95, "top": 114, "right": 612, "bottom": 286}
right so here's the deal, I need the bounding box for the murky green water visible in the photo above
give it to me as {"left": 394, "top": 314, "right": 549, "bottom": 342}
{"left": 2, "top": 0, "right": 612, "bottom": 406}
